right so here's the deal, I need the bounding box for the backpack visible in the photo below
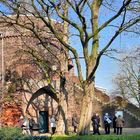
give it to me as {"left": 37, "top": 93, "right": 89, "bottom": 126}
{"left": 106, "top": 117, "right": 112, "bottom": 124}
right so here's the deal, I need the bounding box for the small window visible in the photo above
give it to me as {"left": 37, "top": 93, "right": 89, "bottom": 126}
{"left": 115, "top": 111, "right": 123, "bottom": 117}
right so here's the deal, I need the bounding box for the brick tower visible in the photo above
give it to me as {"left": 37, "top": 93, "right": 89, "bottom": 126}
{"left": 0, "top": 1, "right": 75, "bottom": 129}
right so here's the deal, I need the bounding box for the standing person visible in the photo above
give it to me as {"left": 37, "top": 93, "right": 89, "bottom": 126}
{"left": 29, "top": 117, "right": 35, "bottom": 135}
{"left": 72, "top": 114, "right": 78, "bottom": 133}
{"left": 103, "top": 113, "right": 112, "bottom": 134}
{"left": 50, "top": 115, "right": 56, "bottom": 134}
{"left": 17, "top": 115, "right": 24, "bottom": 128}
{"left": 113, "top": 115, "right": 117, "bottom": 133}
{"left": 91, "top": 113, "right": 101, "bottom": 135}
{"left": 116, "top": 115, "right": 125, "bottom": 135}
{"left": 22, "top": 117, "right": 31, "bottom": 135}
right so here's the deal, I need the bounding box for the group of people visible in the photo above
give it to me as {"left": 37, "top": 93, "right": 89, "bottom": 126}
{"left": 18, "top": 113, "right": 125, "bottom": 135}
{"left": 112, "top": 114, "right": 125, "bottom": 135}
{"left": 18, "top": 116, "right": 35, "bottom": 135}
{"left": 50, "top": 112, "right": 125, "bottom": 135}
{"left": 91, "top": 113, "right": 125, "bottom": 135}
{"left": 18, "top": 115, "right": 57, "bottom": 135}
{"left": 50, "top": 113, "right": 79, "bottom": 134}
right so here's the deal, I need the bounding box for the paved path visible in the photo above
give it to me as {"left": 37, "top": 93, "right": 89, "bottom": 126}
{"left": 34, "top": 128, "right": 140, "bottom": 136}
{"left": 99, "top": 128, "right": 140, "bottom": 135}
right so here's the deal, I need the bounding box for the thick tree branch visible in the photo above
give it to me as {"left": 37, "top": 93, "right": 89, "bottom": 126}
{"left": 88, "top": 9, "right": 140, "bottom": 82}
{"left": 87, "top": 0, "right": 132, "bottom": 42}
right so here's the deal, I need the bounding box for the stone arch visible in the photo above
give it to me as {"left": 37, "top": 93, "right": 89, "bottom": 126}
{"left": 26, "top": 85, "right": 59, "bottom": 112}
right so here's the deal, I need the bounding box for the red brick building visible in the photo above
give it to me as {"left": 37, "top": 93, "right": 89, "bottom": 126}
{"left": 0, "top": 14, "right": 140, "bottom": 132}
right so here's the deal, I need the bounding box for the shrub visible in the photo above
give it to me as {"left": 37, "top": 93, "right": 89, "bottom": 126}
{"left": 0, "top": 127, "right": 50, "bottom": 140}
{"left": 19, "top": 136, "right": 50, "bottom": 140}
{"left": 0, "top": 127, "right": 23, "bottom": 140}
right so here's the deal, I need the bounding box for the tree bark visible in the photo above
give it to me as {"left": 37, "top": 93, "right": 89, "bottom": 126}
{"left": 56, "top": 0, "right": 69, "bottom": 134}
{"left": 78, "top": 83, "right": 94, "bottom": 135}
{"left": 56, "top": 93, "right": 68, "bottom": 134}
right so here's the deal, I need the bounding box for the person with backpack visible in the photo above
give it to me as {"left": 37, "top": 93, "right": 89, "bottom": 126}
{"left": 103, "top": 113, "right": 112, "bottom": 134}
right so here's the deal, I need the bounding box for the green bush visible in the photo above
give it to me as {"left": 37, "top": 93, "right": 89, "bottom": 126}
{"left": 20, "top": 136, "right": 50, "bottom": 140}
{"left": 0, "top": 127, "right": 23, "bottom": 140}
{"left": 0, "top": 127, "right": 50, "bottom": 140}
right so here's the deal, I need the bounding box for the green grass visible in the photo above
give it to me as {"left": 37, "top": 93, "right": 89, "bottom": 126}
{"left": 0, "top": 127, "right": 50, "bottom": 140}
{"left": 51, "top": 134, "right": 140, "bottom": 140}
{"left": 0, "top": 127, "right": 140, "bottom": 140}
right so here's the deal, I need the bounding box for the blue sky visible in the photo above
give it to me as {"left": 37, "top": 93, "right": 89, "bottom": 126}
{"left": 92, "top": 34, "right": 139, "bottom": 93}
{"left": 71, "top": 33, "right": 139, "bottom": 93}
{"left": 68, "top": 1, "right": 140, "bottom": 93}
{"left": 0, "top": 1, "right": 139, "bottom": 93}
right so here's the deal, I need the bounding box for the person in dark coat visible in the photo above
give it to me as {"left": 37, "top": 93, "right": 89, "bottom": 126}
{"left": 91, "top": 113, "right": 101, "bottom": 135}
{"left": 72, "top": 114, "right": 78, "bottom": 133}
{"left": 113, "top": 115, "right": 117, "bottom": 133}
{"left": 29, "top": 118, "right": 35, "bottom": 135}
{"left": 115, "top": 115, "right": 125, "bottom": 135}
{"left": 103, "top": 113, "right": 112, "bottom": 134}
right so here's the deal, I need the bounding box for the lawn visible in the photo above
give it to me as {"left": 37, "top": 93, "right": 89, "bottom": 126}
{"left": 0, "top": 127, "right": 140, "bottom": 140}
{"left": 51, "top": 134, "right": 140, "bottom": 140}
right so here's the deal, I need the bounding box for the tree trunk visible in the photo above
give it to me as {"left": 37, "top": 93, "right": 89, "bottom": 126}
{"left": 77, "top": 1, "right": 100, "bottom": 134}
{"left": 56, "top": 92, "right": 68, "bottom": 134}
{"left": 78, "top": 83, "right": 94, "bottom": 135}
{"left": 56, "top": 0, "right": 69, "bottom": 134}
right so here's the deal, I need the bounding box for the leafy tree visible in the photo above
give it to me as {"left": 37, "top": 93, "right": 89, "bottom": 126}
{"left": 0, "top": 0, "right": 140, "bottom": 134}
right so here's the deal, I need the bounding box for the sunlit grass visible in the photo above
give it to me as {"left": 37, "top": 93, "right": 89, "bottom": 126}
{"left": 0, "top": 127, "right": 140, "bottom": 140}
{"left": 52, "top": 134, "right": 140, "bottom": 140}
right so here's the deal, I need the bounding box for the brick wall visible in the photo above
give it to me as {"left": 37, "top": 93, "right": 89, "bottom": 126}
{"left": 0, "top": 15, "right": 74, "bottom": 128}
{"left": 1, "top": 15, "right": 140, "bottom": 130}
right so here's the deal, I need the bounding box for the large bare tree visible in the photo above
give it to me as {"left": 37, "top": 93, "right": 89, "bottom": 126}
{"left": 0, "top": 0, "right": 140, "bottom": 134}
{"left": 113, "top": 46, "right": 140, "bottom": 108}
